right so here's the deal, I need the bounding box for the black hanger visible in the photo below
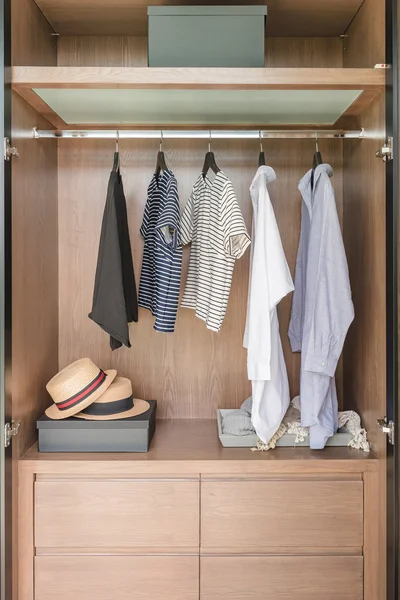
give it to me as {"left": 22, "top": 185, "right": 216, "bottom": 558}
{"left": 113, "top": 151, "right": 119, "bottom": 172}
{"left": 202, "top": 132, "right": 221, "bottom": 178}
{"left": 155, "top": 151, "right": 168, "bottom": 176}
{"left": 202, "top": 152, "right": 221, "bottom": 177}
{"left": 112, "top": 131, "right": 120, "bottom": 172}
{"left": 311, "top": 131, "right": 323, "bottom": 189}
{"left": 258, "top": 131, "right": 266, "bottom": 166}
{"left": 155, "top": 131, "right": 168, "bottom": 178}
{"left": 313, "top": 131, "right": 323, "bottom": 167}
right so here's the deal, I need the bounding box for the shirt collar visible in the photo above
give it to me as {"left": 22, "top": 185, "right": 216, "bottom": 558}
{"left": 250, "top": 165, "right": 276, "bottom": 190}
{"left": 298, "top": 164, "right": 333, "bottom": 216}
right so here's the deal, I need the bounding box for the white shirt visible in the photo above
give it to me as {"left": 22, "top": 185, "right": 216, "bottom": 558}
{"left": 181, "top": 171, "right": 251, "bottom": 332}
{"left": 244, "top": 166, "right": 294, "bottom": 443}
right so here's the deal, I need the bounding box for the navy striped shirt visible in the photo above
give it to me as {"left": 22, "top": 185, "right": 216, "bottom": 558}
{"left": 138, "top": 170, "right": 182, "bottom": 333}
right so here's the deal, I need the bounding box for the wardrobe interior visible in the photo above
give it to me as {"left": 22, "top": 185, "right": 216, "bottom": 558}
{"left": 10, "top": 0, "right": 386, "bottom": 461}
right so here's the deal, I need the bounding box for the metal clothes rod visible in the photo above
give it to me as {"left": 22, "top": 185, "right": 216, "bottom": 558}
{"left": 33, "top": 128, "right": 365, "bottom": 140}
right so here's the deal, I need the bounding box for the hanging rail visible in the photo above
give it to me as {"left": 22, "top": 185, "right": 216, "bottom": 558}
{"left": 33, "top": 128, "right": 365, "bottom": 140}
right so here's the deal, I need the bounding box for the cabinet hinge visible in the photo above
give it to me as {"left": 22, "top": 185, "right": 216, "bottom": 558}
{"left": 376, "top": 137, "right": 393, "bottom": 162}
{"left": 4, "top": 137, "right": 19, "bottom": 161}
{"left": 377, "top": 417, "right": 395, "bottom": 445}
{"left": 4, "top": 420, "right": 21, "bottom": 448}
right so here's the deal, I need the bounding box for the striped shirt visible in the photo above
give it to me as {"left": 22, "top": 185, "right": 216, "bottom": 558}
{"left": 138, "top": 170, "right": 183, "bottom": 333}
{"left": 181, "top": 171, "right": 251, "bottom": 332}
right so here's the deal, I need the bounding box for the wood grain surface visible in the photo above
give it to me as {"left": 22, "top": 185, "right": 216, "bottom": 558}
{"left": 20, "top": 420, "right": 377, "bottom": 475}
{"left": 343, "top": 95, "right": 386, "bottom": 470}
{"left": 17, "top": 469, "right": 35, "bottom": 600}
{"left": 343, "top": 0, "right": 385, "bottom": 69}
{"left": 363, "top": 470, "right": 381, "bottom": 600}
{"left": 200, "top": 555, "right": 363, "bottom": 600}
{"left": 11, "top": 0, "right": 57, "bottom": 67}
{"left": 35, "top": 480, "right": 199, "bottom": 549}
{"left": 11, "top": 7, "right": 58, "bottom": 600}
{"left": 58, "top": 137, "right": 343, "bottom": 418}
{"left": 33, "top": 0, "right": 363, "bottom": 37}
{"left": 57, "top": 36, "right": 343, "bottom": 69}
{"left": 201, "top": 479, "right": 363, "bottom": 552}
{"left": 58, "top": 36, "right": 149, "bottom": 67}
{"left": 11, "top": 94, "right": 58, "bottom": 459}
{"left": 12, "top": 66, "right": 385, "bottom": 90}
{"left": 35, "top": 555, "right": 199, "bottom": 600}
{"left": 342, "top": 2, "right": 387, "bottom": 599}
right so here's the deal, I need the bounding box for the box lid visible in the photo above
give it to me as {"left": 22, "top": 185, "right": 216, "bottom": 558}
{"left": 37, "top": 400, "right": 156, "bottom": 430}
{"left": 148, "top": 6, "right": 268, "bottom": 17}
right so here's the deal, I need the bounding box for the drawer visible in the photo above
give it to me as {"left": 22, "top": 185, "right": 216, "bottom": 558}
{"left": 201, "top": 556, "right": 363, "bottom": 600}
{"left": 35, "top": 556, "right": 199, "bottom": 600}
{"left": 35, "top": 480, "right": 199, "bottom": 550}
{"left": 201, "top": 479, "right": 363, "bottom": 552}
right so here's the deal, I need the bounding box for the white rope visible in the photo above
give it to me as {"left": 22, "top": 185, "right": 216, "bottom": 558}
{"left": 253, "top": 397, "right": 370, "bottom": 452}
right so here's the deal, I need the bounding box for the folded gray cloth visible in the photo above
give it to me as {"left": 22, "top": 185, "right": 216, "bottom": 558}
{"left": 221, "top": 397, "right": 255, "bottom": 436}
{"left": 240, "top": 397, "right": 253, "bottom": 416}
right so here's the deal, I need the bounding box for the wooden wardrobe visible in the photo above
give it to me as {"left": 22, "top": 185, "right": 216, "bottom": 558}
{"left": 9, "top": 1, "right": 389, "bottom": 599}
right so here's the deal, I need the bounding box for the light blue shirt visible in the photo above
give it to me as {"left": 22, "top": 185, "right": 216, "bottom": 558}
{"left": 288, "top": 164, "right": 354, "bottom": 449}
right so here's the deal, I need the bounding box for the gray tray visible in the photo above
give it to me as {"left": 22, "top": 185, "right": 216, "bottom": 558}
{"left": 217, "top": 409, "right": 354, "bottom": 448}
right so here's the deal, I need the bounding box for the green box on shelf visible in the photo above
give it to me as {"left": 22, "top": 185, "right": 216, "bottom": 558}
{"left": 147, "top": 5, "right": 268, "bottom": 68}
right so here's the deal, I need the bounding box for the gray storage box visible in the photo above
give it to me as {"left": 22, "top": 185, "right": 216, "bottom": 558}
{"left": 148, "top": 6, "right": 267, "bottom": 67}
{"left": 37, "top": 400, "right": 156, "bottom": 453}
{"left": 217, "top": 409, "right": 354, "bottom": 448}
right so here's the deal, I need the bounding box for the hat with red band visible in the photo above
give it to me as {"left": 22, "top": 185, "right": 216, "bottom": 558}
{"left": 45, "top": 358, "right": 117, "bottom": 420}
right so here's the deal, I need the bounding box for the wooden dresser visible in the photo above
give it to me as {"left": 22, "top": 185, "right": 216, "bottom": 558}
{"left": 18, "top": 420, "right": 380, "bottom": 600}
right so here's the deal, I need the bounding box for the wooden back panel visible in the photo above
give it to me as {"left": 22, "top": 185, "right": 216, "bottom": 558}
{"left": 57, "top": 36, "right": 343, "bottom": 68}
{"left": 58, "top": 137, "right": 343, "bottom": 417}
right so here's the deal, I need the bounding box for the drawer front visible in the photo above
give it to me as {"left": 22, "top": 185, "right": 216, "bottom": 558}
{"left": 201, "top": 480, "right": 363, "bottom": 552}
{"left": 35, "top": 556, "right": 199, "bottom": 600}
{"left": 35, "top": 480, "right": 199, "bottom": 549}
{"left": 201, "top": 556, "right": 363, "bottom": 600}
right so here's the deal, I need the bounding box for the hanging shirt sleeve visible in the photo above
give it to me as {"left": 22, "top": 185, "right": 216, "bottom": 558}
{"left": 220, "top": 181, "right": 251, "bottom": 259}
{"left": 156, "top": 176, "right": 181, "bottom": 250}
{"left": 304, "top": 184, "right": 355, "bottom": 377}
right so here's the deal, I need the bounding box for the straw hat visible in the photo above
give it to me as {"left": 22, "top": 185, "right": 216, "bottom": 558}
{"left": 74, "top": 377, "right": 150, "bottom": 420}
{"left": 45, "top": 358, "right": 117, "bottom": 420}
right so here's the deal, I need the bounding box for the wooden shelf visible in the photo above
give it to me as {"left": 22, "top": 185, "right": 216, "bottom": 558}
{"left": 12, "top": 67, "right": 385, "bottom": 129}
{"left": 12, "top": 66, "right": 385, "bottom": 90}
{"left": 20, "top": 419, "right": 377, "bottom": 475}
